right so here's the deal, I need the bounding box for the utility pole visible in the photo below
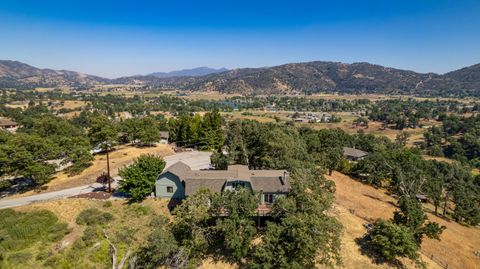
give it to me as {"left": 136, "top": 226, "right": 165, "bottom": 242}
{"left": 106, "top": 146, "right": 111, "bottom": 193}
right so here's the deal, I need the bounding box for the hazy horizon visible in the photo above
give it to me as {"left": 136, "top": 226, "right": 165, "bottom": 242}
{"left": 1, "top": 0, "right": 479, "bottom": 78}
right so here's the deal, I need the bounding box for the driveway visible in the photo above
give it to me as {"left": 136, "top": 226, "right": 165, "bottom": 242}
{"left": 164, "top": 151, "right": 212, "bottom": 170}
{"left": 0, "top": 151, "right": 212, "bottom": 209}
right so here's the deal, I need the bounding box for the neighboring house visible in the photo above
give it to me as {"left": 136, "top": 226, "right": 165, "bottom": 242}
{"left": 160, "top": 131, "right": 169, "bottom": 144}
{"left": 155, "top": 162, "right": 290, "bottom": 213}
{"left": 0, "top": 117, "right": 18, "bottom": 132}
{"left": 343, "top": 147, "right": 368, "bottom": 161}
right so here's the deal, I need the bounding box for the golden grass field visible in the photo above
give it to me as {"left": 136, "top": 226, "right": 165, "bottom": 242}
{"left": 327, "top": 171, "right": 480, "bottom": 269}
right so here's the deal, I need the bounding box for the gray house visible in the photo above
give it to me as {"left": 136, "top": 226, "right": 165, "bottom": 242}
{"left": 155, "top": 162, "right": 290, "bottom": 206}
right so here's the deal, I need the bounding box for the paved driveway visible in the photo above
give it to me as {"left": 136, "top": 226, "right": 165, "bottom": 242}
{"left": 0, "top": 151, "right": 212, "bottom": 209}
{"left": 164, "top": 151, "right": 212, "bottom": 170}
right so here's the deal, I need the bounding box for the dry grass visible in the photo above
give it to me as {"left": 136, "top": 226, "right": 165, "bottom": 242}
{"left": 16, "top": 144, "right": 174, "bottom": 196}
{"left": 221, "top": 111, "right": 277, "bottom": 123}
{"left": 327, "top": 171, "right": 480, "bottom": 269}
{"left": 56, "top": 100, "right": 88, "bottom": 110}
{"left": 322, "top": 205, "right": 442, "bottom": 269}
{"left": 198, "top": 258, "right": 238, "bottom": 269}
{"left": 422, "top": 155, "right": 456, "bottom": 164}
{"left": 179, "top": 91, "right": 242, "bottom": 101}
{"left": 15, "top": 198, "right": 172, "bottom": 253}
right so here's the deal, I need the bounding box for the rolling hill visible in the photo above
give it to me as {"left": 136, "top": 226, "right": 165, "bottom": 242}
{"left": 1, "top": 60, "right": 479, "bottom": 96}
{"left": 0, "top": 60, "right": 109, "bottom": 88}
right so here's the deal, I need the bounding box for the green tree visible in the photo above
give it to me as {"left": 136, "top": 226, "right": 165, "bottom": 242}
{"left": 252, "top": 168, "right": 342, "bottom": 269}
{"left": 118, "top": 154, "right": 166, "bottom": 202}
{"left": 368, "top": 219, "right": 421, "bottom": 265}
{"left": 122, "top": 117, "right": 161, "bottom": 146}
{"left": 213, "top": 188, "right": 258, "bottom": 261}
{"left": 88, "top": 115, "right": 118, "bottom": 148}
{"left": 135, "top": 216, "right": 179, "bottom": 269}
{"left": 393, "top": 196, "right": 445, "bottom": 244}
{"left": 395, "top": 131, "right": 410, "bottom": 148}
{"left": 172, "top": 189, "right": 216, "bottom": 262}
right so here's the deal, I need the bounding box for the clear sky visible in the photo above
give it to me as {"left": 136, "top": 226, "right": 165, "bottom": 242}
{"left": 0, "top": 0, "right": 479, "bottom": 78}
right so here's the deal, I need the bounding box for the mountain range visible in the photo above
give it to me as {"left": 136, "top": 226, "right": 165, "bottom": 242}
{"left": 1, "top": 60, "right": 479, "bottom": 96}
{"left": 148, "top": 67, "right": 228, "bottom": 78}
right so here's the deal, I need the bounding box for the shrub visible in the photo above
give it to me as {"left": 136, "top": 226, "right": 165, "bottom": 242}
{"left": 127, "top": 204, "right": 151, "bottom": 216}
{"left": 81, "top": 226, "right": 100, "bottom": 246}
{"left": 7, "top": 251, "right": 32, "bottom": 265}
{"left": 76, "top": 208, "right": 113, "bottom": 226}
{"left": 0, "top": 209, "right": 70, "bottom": 252}
{"left": 0, "top": 180, "right": 12, "bottom": 191}
{"left": 102, "top": 201, "right": 112, "bottom": 208}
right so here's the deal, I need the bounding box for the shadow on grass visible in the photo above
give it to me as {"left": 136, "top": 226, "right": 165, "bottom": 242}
{"left": 355, "top": 235, "right": 407, "bottom": 269}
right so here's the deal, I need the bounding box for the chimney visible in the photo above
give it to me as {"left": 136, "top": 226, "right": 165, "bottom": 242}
{"left": 280, "top": 171, "right": 288, "bottom": 186}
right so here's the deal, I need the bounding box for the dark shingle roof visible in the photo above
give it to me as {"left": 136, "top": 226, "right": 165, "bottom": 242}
{"left": 159, "top": 162, "right": 290, "bottom": 195}
{"left": 185, "top": 178, "right": 226, "bottom": 196}
{"left": 163, "top": 162, "right": 192, "bottom": 181}
{"left": 251, "top": 176, "right": 290, "bottom": 193}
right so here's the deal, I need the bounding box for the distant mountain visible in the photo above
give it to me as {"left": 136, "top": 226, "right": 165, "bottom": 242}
{"left": 148, "top": 67, "right": 228, "bottom": 78}
{"left": 1, "top": 60, "right": 479, "bottom": 96}
{"left": 121, "top": 61, "right": 480, "bottom": 96}
{"left": 0, "top": 60, "right": 109, "bottom": 88}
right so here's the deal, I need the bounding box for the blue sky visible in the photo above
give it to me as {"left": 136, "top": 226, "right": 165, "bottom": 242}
{"left": 0, "top": 0, "right": 479, "bottom": 78}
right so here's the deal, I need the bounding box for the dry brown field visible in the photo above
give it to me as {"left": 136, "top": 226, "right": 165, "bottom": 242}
{"left": 327, "top": 171, "right": 480, "bottom": 269}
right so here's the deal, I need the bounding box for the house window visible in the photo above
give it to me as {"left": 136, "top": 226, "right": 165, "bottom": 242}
{"left": 264, "top": 194, "right": 274, "bottom": 204}
{"left": 232, "top": 181, "right": 246, "bottom": 189}
{"left": 166, "top": 186, "right": 174, "bottom": 193}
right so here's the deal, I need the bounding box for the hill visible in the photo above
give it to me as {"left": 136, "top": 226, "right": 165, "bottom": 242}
{"left": 148, "top": 67, "right": 228, "bottom": 78}
{"left": 113, "top": 61, "right": 480, "bottom": 96}
{"left": 0, "top": 60, "right": 109, "bottom": 88}
{"left": 1, "top": 60, "right": 480, "bottom": 96}
{"left": 328, "top": 171, "right": 480, "bottom": 269}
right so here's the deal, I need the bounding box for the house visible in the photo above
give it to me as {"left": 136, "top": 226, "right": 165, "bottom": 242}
{"left": 0, "top": 117, "right": 18, "bottom": 132}
{"left": 160, "top": 131, "right": 169, "bottom": 144}
{"left": 416, "top": 194, "right": 428, "bottom": 203}
{"left": 155, "top": 162, "right": 290, "bottom": 208}
{"left": 343, "top": 147, "right": 368, "bottom": 161}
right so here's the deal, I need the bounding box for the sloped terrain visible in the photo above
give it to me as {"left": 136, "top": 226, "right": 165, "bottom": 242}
{"left": 327, "top": 171, "right": 480, "bottom": 269}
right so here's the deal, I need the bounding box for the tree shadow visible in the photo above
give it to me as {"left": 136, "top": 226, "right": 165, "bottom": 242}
{"left": 355, "top": 235, "right": 406, "bottom": 269}
{"left": 0, "top": 177, "right": 38, "bottom": 198}
{"left": 134, "top": 143, "right": 157, "bottom": 148}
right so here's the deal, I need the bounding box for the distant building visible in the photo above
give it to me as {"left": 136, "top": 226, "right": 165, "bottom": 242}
{"left": 160, "top": 131, "right": 170, "bottom": 144}
{"left": 155, "top": 163, "right": 290, "bottom": 214}
{"left": 343, "top": 147, "right": 368, "bottom": 161}
{"left": 0, "top": 117, "right": 18, "bottom": 132}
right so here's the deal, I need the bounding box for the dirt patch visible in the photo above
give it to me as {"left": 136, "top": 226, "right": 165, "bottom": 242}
{"left": 328, "top": 171, "right": 480, "bottom": 269}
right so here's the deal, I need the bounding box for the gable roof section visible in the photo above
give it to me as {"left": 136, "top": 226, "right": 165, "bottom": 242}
{"left": 163, "top": 161, "right": 191, "bottom": 181}
{"left": 251, "top": 176, "right": 290, "bottom": 193}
